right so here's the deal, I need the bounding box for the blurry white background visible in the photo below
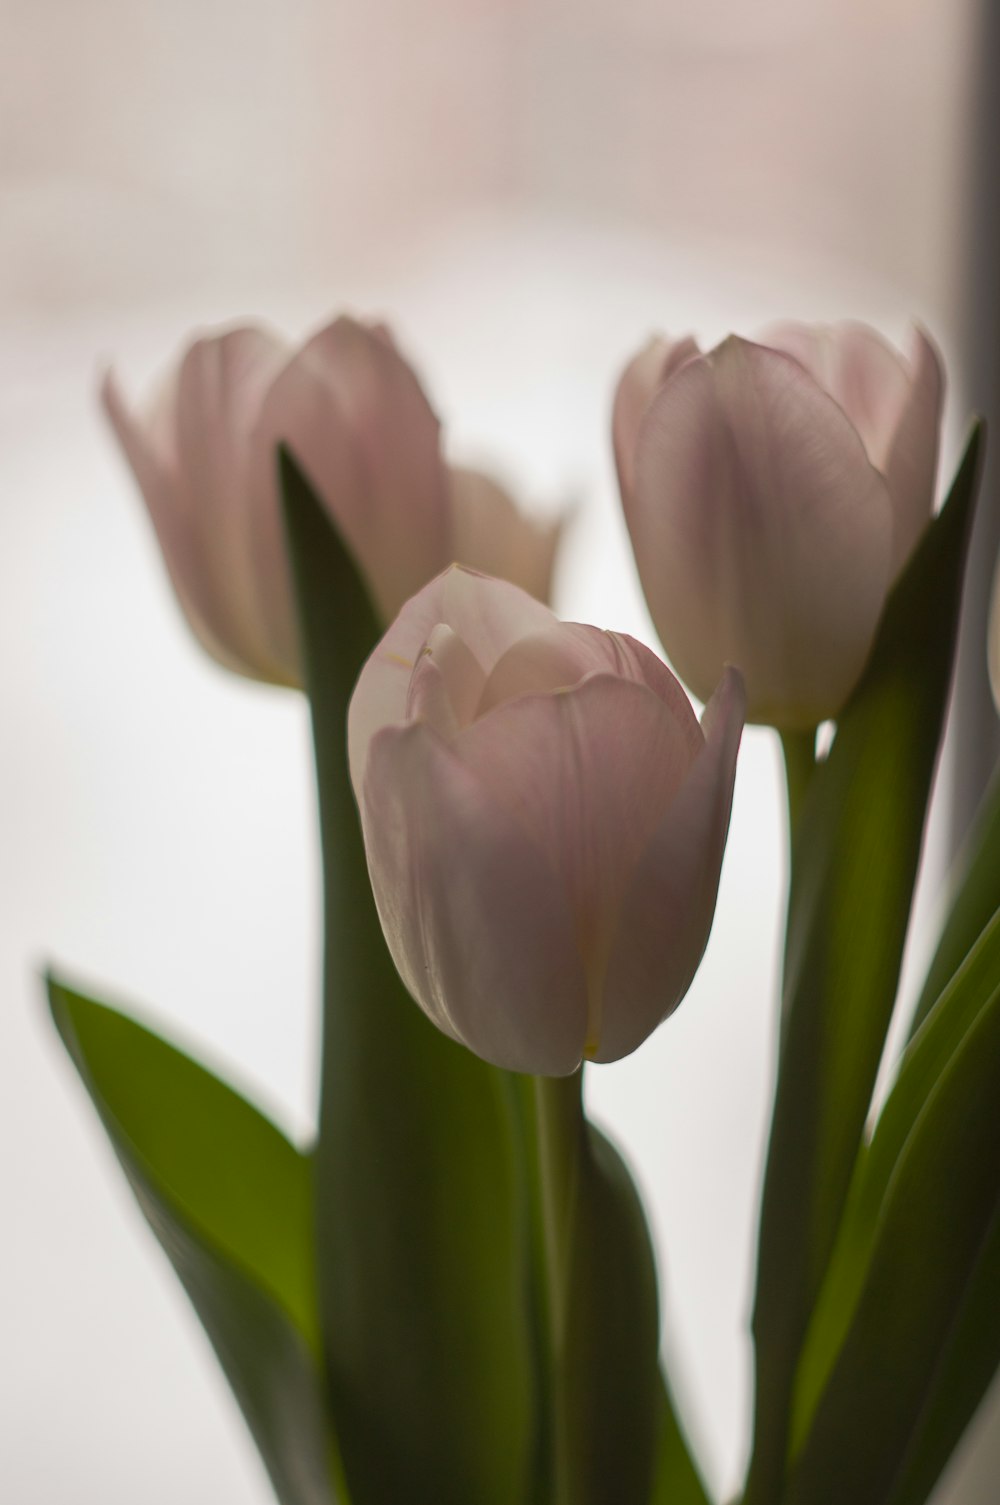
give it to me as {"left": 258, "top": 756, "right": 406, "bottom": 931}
{"left": 2, "top": 2, "right": 997, "bottom": 1501}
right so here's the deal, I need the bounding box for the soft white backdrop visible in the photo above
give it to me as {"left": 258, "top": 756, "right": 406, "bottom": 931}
{"left": 3, "top": 4, "right": 997, "bottom": 1501}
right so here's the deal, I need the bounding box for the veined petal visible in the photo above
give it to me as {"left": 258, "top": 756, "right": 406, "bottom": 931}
{"left": 631, "top": 337, "right": 894, "bottom": 728}
{"left": 883, "top": 325, "right": 945, "bottom": 574}
{"left": 348, "top": 567, "right": 555, "bottom": 792}
{"left": 405, "top": 623, "right": 487, "bottom": 739}
{"left": 597, "top": 667, "right": 745, "bottom": 1062}
{"left": 453, "top": 675, "right": 702, "bottom": 1050}
{"left": 477, "top": 624, "right": 703, "bottom": 757}
{"left": 362, "top": 722, "right": 588, "bottom": 1074}
{"left": 174, "top": 326, "right": 293, "bottom": 683}
{"left": 448, "top": 467, "right": 563, "bottom": 605}
{"left": 762, "top": 321, "right": 910, "bottom": 472}
{"left": 101, "top": 364, "right": 279, "bottom": 682}
{"left": 613, "top": 335, "right": 701, "bottom": 502}
{"left": 278, "top": 317, "right": 451, "bottom": 621}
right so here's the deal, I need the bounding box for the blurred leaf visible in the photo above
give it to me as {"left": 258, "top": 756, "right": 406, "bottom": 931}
{"left": 792, "top": 905, "right": 1000, "bottom": 1454}
{"left": 281, "top": 451, "right": 537, "bottom": 1505}
{"left": 48, "top": 976, "right": 339, "bottom": 1505}
{"left": 744, "top": 426, "right": 984, "bottom": 1505}
{"left": 649, "top": 1366, "right": 711, "bottom": 1505}
{"left": 908, "top": 760, "right": 1000, "bottom": 1037}
{"left": 551, "top": 1110, "right": 665, "bottom": 1504}
{"left": 885, "top": 1211, "right": 1000, "bottom": 1505}
{"left": 784, "top": 973, "right": 1000, "bottom": 1505}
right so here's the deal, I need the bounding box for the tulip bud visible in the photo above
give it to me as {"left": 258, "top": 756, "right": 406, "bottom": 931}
{"left": 102, "top": 317, "right": 562, "bottom": 686}
{"left": 614, "top": 323, "right": 945, "bottom": 729}
{"left": 348, "top": 566, "right": 744, "bottom": 1075}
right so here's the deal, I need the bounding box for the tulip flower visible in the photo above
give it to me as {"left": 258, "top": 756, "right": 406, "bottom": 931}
{"left": 614, "top": 323, "right": 944, "bottom": 729}
{"left": 102, "top": 316, "right": 562, "bottom": 686}
{"left": 348, "top": 566, "right": 744, "bottom": 1075}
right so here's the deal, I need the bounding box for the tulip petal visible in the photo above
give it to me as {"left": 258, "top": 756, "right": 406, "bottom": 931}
{"left": 883, "top": 326, "right": 945, "bottom": 574}
{"left": 348, "top": 567, "right": 555, "bottom": 792}
{"left": 173, "top": 327, "right": 294, "bottom": 683}
{"left": 261, "top": 317, "right": 450, "bottom": 624}
{"left": 454, "top": 675, "right": 702, "bottom": 1054}
{"left": 405, "top": 623, "right": 487, "bottom": 739}
{"left": 102, "top": 364, "right": 279, "bottom": 682}
{"left": 448, "top": 467, "right": 563, "bottom": 604}
{"left": 477, "top": 624, "right": 703, "bottom": 756}
{"left": 613, "top": 336, "right": 701, "bottom": 503}
{"left": 596, "top": 667, "right": 745, "bottom": 1062}
{"left": 631, "top": 337, "right": 894, "bottom": 727}
{"left": 762, "top": 322, "right": 910, "bottom": 473}
{"left": 362, "top": 722, "right": 588, "bottom": 1074}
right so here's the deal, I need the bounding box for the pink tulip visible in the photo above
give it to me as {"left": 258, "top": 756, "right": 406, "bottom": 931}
{"left": 614, "top": 323, "right": 944, "bottom": 729}
{"left": 348, "top": 567, "right": 744, "bottom": 1075}
{"left": 102, "top": 316, "right": 562, "bottom": 686}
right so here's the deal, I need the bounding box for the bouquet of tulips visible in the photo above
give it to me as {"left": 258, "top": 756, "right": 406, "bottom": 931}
{"left": 50, "top": 316, "right": 1000, "bottom": 1505}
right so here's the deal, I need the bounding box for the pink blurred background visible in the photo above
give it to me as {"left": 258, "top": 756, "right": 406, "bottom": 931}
{"left": 2, "top": 3, "right": 997, "bottom": 1501}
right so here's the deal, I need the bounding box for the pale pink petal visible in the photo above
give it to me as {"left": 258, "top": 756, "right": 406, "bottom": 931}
{"left": 448, "top": 467, "right": 563, "bottom": 604}
{"left": 253, "top": 342, "right": 370, "bottom": 661}
{"left": 362, "top": 722, "right": 588, "bottom": 1074}
{"left": 477, "top": 623, "right": 703, "bottom": 758}
{"left": 630, "top": 337, "right": 894, "bottom": 728}
{"left": 101, "top": 366, "right": 270, "bottom": 681}
{"left": 883, "top": 326, "right": 945, "bottom": 574}
{"left": 174, "top": 326, "right": 294, "bottom": 683}
{"left": 264, "top": 316, "right": 451, "bottom": 622}
{"left": 453, "top": 675, "right": 702, "bottom": 1054}
{"left": 827, "top": 324, "right": 910, "bottom": 471}
{"left": 613, "top": 335, "right": 701, "bottom": 502}
{"left": 596, "top": 668, "right": 745, "bottom": 1061}
{"left": 404, "top": 623, "right": 487, "bottom": 739}
{"left": 761, "top": 321, "right": 910, "bottom": 471}
{"left": 348, "top": 567, "right": 555, "bottom": 791}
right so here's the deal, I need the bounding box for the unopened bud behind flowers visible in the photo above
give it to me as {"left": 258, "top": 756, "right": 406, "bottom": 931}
{"left": 102, "top": 316, "right": 561, "bottom": 686}
{"left": 348, "top": 567, "right": 744, "bottom": 1076}
{"left": 614, "top": 322, "right": 944, "bottom": 729}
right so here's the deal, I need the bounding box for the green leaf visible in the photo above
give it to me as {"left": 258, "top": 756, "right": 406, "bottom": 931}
{"left": 791, "top": 905, "right": 1000, "bottom": 1457}
{"left": 743, "top": 425, "right": 985, "bottom": 1505}
{"left": 543, "top": 1092, "right": 664, "bottom": 1505}
{"left": 908, "top": 760, "right": 1000, "bottom": 1037}
{"left": 573, "top": 1123, "right": 663, "bottom": 1505}
{"left": 281, "top": 451, "right": 537, "bottom": 1505}
{"left": 885, "top": 1210, "right": 1000, "bottom": 1505}
{"left": 47, "top": 976, "right": 339, "bottom": 1505}
{"left": 649, "top": 1368, "right": 711, "bottom": 1505}
{"left": 784, "top": 973, "right": 1000, "bottom": 1505}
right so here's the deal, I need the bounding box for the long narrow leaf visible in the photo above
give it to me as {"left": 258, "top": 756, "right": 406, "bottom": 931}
{"left": 48, "top": 977, "right": 338, "bottom": 1505}
{"left": 281, "top": 452, "right": 536, "bottom": 1505}
{"left": 784, "top": 979, "right": 1000, "bottom": 1505}
{"left": 885, "top": 1211, "right": 1000, "bottom": 1505}
{"left": 908, "top": 760, "right": 1000, "bottom": 1037}
{"left": 557, "top": 1115, "right": 666, "bottom": 1504}
{"left": 744, "top": 426, "right": 984, "bottom": 1505}
{"left": 791, "top": 906, "right": 1000, "bottom": 1452}
{"left": 649, "top": 1370, "right": 711, "bottom": 1505}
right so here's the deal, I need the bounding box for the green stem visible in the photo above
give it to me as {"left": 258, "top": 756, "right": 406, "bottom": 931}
{"left": 780, "top": 728, "right": 817, "bottom": 846}
{"left": 742, "top": 729, "right": 819, "bottom": 1505}
{"left": 534, "top": 1069, "right": 586, "bottom": 1505}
